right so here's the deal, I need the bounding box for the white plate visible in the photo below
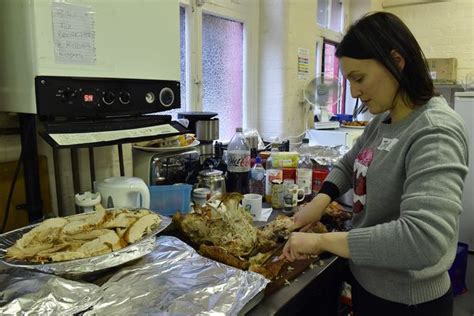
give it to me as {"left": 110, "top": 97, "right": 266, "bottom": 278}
{"left": 133, "top": 139, "right": 200, "bottom": 152}
{"left": 341, "top": 124, "right": 366, "bottom": 129}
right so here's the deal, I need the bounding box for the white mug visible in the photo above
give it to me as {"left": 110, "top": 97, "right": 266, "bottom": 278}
{"left": 242, "top": 193, "right": 263, "bottom": 219}
{"left": 283, "top": 184, "right": 305, "bottom": 208}
{"left": 193, "top": 187, "right": 211, "bottom": 206}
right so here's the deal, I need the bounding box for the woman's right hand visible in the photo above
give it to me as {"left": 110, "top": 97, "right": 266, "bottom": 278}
{"left": 291, "top": 193, "right": 332, "bottom": 232}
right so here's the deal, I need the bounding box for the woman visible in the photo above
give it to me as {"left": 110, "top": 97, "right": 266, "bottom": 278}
{"left": 280, "top": 12, "right": 469, "bottom": 316}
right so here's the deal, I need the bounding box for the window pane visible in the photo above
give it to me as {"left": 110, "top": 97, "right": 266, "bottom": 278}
{"left": 202, "top": 13, "right": 243, "bottom": 141}
{"left": 329, "top": 0, "right": 342, "bottom": 33}
{"left": 323, "top": 42, "right": 343, "bottom": 114}
{"left": 179, "top": 6, "right": 187, "bottom": 113}
{"left": 160, "top": 6, "right": 186, "bottom": 119}
{"left": 317, "top": 0, "right": 329, "bottom": 28}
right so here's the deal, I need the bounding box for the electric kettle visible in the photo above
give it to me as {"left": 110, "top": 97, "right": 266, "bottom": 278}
{"left": 94, "top": 176, "right": 150, "bottom": 209}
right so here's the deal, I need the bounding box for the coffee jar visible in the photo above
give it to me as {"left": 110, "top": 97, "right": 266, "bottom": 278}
{"left": 195, "top": 167, "right": 226, "bottom": 198}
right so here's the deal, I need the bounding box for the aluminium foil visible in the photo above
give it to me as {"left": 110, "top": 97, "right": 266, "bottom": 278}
{"left": 0, "top": 268, "right": 101, "bottom": 315}
{"left": 0, "top": 236, "right": 269, "bottom": 315}
{"left": 306, "top": 145, "right": 349, "bottom": 166}
{"left": 85, "top": 236, "right": 269, "bottom": 315}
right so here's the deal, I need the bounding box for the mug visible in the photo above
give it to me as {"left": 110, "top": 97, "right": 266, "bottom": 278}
{"left": 193, "top": 187, "right": 211, "bottom": 206}
{"left": 283, "top": 184, "right": 305, "bottom": 208}
{"left": 242, "top": 193, "right": 263, "bottom": 219}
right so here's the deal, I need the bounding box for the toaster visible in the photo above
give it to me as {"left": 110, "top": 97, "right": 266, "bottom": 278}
{"left": 133, "top": 148, "right": 200, "bottom": 186}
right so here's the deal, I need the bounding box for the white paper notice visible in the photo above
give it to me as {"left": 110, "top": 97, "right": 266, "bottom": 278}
{"left": 52, "top": 2, "right": 96, "bottom": 65}
{"left": 49, "top": 124, "right": 180, "bottom": 146}
{"left": 297, "top": 47, "right": 310, "bottom": 80}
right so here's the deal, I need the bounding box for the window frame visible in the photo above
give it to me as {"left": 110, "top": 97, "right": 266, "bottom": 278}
{"left": 179, "top": 0, "right": 259, "bottom": 139}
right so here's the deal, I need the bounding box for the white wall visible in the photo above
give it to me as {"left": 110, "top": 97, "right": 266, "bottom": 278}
{"left": 382, "top": 0, "right": 474, "bottom": 83}
{"left": 258, "top": 0, "right": 346, "bottom": 142}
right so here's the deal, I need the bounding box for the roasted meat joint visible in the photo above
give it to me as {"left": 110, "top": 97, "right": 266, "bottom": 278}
{"left": 174, "top": 193, "right": 349, "bottom": 281}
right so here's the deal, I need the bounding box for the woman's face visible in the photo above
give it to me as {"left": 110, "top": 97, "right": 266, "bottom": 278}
{"left": 340, "top": 57, "right": 400, "bottom": 115}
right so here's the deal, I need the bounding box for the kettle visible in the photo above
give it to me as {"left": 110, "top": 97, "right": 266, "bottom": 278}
{"left": 94, "top": 176, "right": 150, "bottom": 209}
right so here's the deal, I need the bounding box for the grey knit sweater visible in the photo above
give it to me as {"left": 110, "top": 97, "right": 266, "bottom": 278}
{"left": 326, "top": 96, "right": 469, "bottom": 305}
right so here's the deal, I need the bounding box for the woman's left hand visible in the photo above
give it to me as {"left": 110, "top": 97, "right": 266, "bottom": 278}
{"left": 280, "top": 232, "right": 324, "bottom": 262}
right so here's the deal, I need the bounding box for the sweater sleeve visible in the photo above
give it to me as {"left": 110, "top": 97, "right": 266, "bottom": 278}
{"left": 348, "top": 124, "right": 469, "bottom": 270}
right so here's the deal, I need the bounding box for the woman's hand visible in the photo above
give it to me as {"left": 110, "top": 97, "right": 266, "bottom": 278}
{"left": 290, "top": 193, "right": 332, "bottom": 231}
{"left": 280, "top": 231, "right": 351, "bottom": 261}
{"left": 280, "top": 232, "right": 323, "bottom": 262}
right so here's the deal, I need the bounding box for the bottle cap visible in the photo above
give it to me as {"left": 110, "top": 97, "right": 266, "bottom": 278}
{"left": 255, "top": 156, "right": 261, "bottom": 164}
{"left": 236, "top": 127, "right": 243, "bottom": 132}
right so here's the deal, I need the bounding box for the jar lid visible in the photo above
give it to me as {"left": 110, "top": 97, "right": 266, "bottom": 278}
{"left": 199, "top": 168, "right": 223, "bottom": 177}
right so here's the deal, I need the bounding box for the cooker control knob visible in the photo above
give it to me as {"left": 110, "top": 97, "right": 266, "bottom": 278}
{"left": 102, "top": 91, "right": 115, "bottom": 105}
{"left": 159, "top": 88, "right": 174, "bottom": 107}
{"left": 119, "top": 91, "right": 131, "bottom": 105}
{"left": 60, "top": 87, "right": 75, "bottom": 102}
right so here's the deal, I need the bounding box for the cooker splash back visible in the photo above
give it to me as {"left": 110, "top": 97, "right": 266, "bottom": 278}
{"left": 0, "top": 0, "right": 180, "bottom": 114}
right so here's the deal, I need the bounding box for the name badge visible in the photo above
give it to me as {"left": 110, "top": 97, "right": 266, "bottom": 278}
{"left": 377, "top": 137, "right": 399, "bottom": 151}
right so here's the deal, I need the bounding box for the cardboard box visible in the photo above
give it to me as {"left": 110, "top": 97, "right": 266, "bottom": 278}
{"left": 427, "top": 58, "right": 457, "bottom": 84}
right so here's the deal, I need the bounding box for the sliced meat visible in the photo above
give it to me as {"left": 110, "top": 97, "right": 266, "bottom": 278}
{"left": 124, "top": 213, "right": 161, "bottom": 243}
{"left": 16, "top": 218, "right": 68, "bottom": 249}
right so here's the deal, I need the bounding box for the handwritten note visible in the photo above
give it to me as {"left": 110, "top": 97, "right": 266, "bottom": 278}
{"left": 52, "top": 2, "right": 96, "bottom": 65}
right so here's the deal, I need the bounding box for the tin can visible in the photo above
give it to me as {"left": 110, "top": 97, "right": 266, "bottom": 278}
{"left": 271, "top": 179, "right": 284, "bottom": 209}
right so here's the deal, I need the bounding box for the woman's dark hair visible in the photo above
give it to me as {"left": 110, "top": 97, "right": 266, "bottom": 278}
{"left": 335, "top": 12, "right": 435, "bottom": 107}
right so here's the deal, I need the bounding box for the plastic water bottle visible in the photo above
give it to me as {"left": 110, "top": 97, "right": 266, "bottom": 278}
{"left": 296, "top": 138, "right": 313, "bottom": 202}
{"left": 264, "top": 143, "right": 283, "bottom": 203}
{"left": 249, "top": 156, "right": 265, "bottom": 195}
{"left": 226, "top": 127, "right": 251, "bottom": 194}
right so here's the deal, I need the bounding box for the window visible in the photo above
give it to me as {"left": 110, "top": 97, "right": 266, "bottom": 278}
{"left": 316, "top": 0, "right": 347, "bottom": 115}
{"left": 322, "top": 40, "right": 345, "bottom": 114}
{"left": 171, "top": 1, "right": 257, "bottom": 141}
{"left": 317, "top": 0, "right": 343, "bottom": 33}
{"left": 201, "top": 14, "right": 243, "bottom": 141}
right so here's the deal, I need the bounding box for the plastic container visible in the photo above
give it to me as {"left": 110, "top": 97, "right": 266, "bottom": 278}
{"left": 312, "top": 168, "right": 330, "bottom": 194}
{"left": 149, "top": 184, "right": 192, "bottom": 216}
{"left": 265, "top": 143, "right": 283, "bottom": 203}
{"left": 297, "top": 139, "right": 313, "bottom": 202}
{"left": 448, "top": 242, "right": 469, "bottom": 296}
{"left": 331, "top": 114, "right": 353, "bottom": 123}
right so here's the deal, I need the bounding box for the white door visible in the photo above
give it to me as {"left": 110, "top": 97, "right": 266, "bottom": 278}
{"left": 455, "top": 92, "right": 474, "bottom": 250}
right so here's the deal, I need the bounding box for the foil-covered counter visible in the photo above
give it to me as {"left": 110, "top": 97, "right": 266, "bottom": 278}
{"left": 0, "top": 269, "right": 101, "bottom": 315}
{"left": 0, "top": 236, "right": 269, "bottom": 315}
